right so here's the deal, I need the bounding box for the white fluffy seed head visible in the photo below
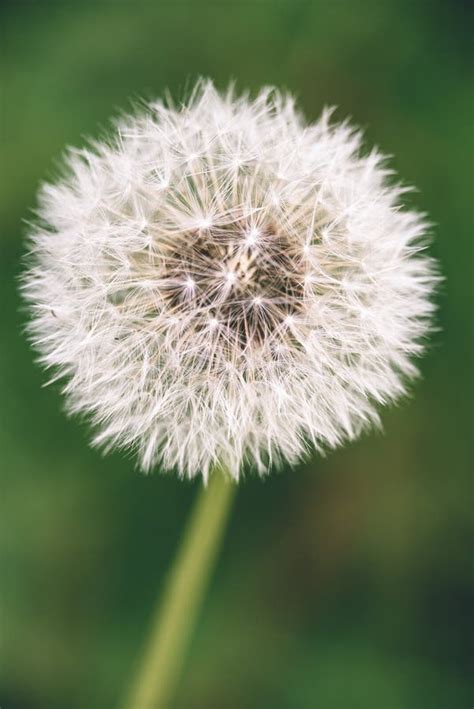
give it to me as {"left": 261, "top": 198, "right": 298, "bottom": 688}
{"left": 22, "top": 80, "right": 438, "bottom": 481}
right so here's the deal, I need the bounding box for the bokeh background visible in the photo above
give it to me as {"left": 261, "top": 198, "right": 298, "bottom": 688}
{"left": 1, "top": 1, "right": 472, "bottom": 707}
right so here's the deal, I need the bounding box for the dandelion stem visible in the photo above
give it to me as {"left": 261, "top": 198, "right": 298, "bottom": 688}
{"left": 122, "top": 469, "right": 236, "bottom": 709}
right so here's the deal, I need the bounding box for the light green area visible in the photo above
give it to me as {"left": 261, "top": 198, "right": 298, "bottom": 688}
{"left": 123, "top": 471, "right": 236, "bottom": 709}
{"left": 1, "top": 1, "right": 472, "bottom": 707}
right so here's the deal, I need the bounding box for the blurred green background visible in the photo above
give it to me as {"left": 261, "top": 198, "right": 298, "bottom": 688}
{"left": 1, "top": 1, "right": 472, "bottom": 707}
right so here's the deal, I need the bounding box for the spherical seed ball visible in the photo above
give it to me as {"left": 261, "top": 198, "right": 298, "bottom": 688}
{"left": 22, "top": 80, "right": 438, "bottom": 481}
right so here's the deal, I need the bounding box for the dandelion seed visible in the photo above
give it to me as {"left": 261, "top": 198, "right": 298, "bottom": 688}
{"left": 21, "top": 79, "right": 438, "bottom": 480}
{"left": 245, "top": 227, "right": 260, "bottom": 247}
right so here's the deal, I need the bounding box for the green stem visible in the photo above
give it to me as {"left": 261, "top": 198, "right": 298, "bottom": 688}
{"left": 122, "top": 468, "right": 236, "bottom": 709}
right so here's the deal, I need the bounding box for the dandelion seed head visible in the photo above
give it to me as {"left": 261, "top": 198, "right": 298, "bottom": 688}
{"left": 22, "top": 79, "right": 438, "bottom": 480}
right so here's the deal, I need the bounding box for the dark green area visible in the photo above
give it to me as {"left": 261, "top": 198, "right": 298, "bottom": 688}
{"left": 1, "top": 1, "right": 472, "bottom": 707}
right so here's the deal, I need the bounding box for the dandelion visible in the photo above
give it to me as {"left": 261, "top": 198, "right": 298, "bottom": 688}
{"left": 22, "top": 80, "right": 438, "bottom": 707}
{"left": 22, "top": 80, "right": 437, "bottom": 482}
